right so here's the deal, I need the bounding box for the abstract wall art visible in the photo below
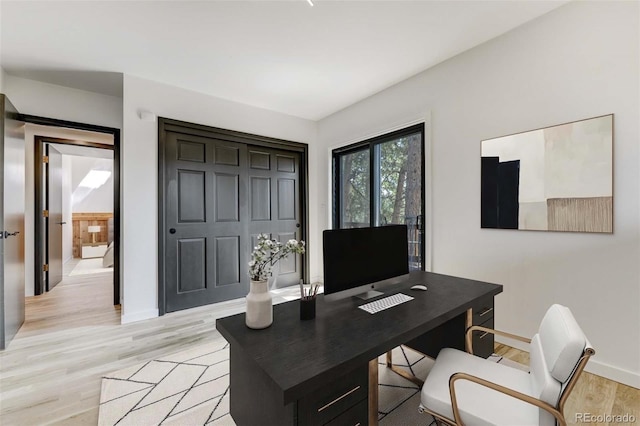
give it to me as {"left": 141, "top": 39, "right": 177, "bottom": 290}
{"left": 481, "top": 114, "right": 613, "bottom": 233}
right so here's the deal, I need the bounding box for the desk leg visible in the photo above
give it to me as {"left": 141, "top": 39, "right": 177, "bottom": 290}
{"left": 369, "top": 359, "right": 378, "bottom": 426}
{"left": 465, "top": 308, "right": 473, "bottom": 354}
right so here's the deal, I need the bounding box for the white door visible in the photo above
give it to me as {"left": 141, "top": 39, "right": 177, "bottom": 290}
{"left": 0, "top": 94, "right": 25, "bottom": 349}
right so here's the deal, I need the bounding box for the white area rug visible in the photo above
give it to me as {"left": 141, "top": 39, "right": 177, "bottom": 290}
{"left": 98, "top": 338, "right": 528, "bottom": 426}
{"left": 69, "top": 258, "right": 113, "bottom": 276}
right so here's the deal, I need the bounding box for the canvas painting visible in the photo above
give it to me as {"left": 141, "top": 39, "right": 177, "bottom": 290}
{"left": 481, "top": 114, "right": 613, "bottom": 233}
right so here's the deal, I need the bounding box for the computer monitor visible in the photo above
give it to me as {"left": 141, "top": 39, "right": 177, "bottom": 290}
{"left": 323, "top": 225, "right": 410, "bottom": 301}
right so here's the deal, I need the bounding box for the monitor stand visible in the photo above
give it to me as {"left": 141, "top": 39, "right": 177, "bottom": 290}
{"left": 355, "top": 290, "right": 384, "bottom": 300}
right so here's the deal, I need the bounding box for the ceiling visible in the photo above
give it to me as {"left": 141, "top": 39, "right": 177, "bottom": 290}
{"left": 1, "top": 1, "right": 567, "bottom": 120}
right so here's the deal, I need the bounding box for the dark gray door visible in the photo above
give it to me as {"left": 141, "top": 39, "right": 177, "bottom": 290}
{"left": 46, "top": 144, "right": 64, "bottom": 290}
{"left": 247, "top": 147, "right": 301, "bottom": 288}
{"left": 164, "top": 132, "right": 249, "bottom": 312}
{"left": 0, "top": 94, "right": 25, "bottom": 349}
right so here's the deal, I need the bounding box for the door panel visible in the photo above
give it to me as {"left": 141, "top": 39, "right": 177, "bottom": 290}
{"left": 276, "top": 154, "right": 295, "bottom": 172}
{"left": 215, "top": 173, "right": 240, "bottom": 222}
{"left": 277, "top": 179, "right": 296, "bottom": 220}
{"left": 46, "top": 145, "right": 64, "bottom": 290}
{"left": 248, "top": 147, "right": 301, "bottom": 288}
{"left": 214, "top": 145, "right": 240, "bottom": 166}
{"left": 249, "top": 151, "right": 270, "bottom": 169}
{"left": 178, "top": 141, "right": 205, "bottom": 162}
{"left": 250, "top": 177, "right": 271, "bottom": 220}
{"left": 177, "top": 170, "right": 206, "bottom": 222}
{"left": 0, "top": 94, "right": 25, "bottom": 349}
{"left": 215, "top": 236, "right": 241, "bottom": 286}
{"left": 177, "top": 238, "right": 206, "bottom": 293}
{"left": 165, "top": 132, "right": 248, "bottom": 312}
{"left": 277, "top": 232, "right": 297, "bottom": 275}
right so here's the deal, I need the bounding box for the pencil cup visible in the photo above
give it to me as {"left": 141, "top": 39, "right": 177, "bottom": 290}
{"left": 300, "top": 298, "right": 316, "bottom": 320}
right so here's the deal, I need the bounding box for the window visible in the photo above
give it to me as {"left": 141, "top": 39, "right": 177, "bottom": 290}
{"left": 333, "top": 124, "right": 425, "bottom": 270}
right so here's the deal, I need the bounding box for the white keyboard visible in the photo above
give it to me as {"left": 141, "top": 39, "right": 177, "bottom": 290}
{"left": 358, "top": 293, "right": 414, "bottom": 314}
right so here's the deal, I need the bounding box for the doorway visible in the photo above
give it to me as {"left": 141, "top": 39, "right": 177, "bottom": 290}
{"left": 29, "top": 117, "right": 121, "bottom": 306}
{"left": 158, "top": 118, "right": 309, "bottom": 314}
{"left": 40, "top": 140, "right": 115, "bottom": 294}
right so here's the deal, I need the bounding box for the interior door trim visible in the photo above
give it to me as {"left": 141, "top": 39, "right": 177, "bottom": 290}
{"left": 31, "top": 125, "right": 120, "bottom": 305}
{"left": 161, "top": 118, "right": 308, "bottom": 153}
{"left": 158, "top": 118, "right": 310, "bottom": 316}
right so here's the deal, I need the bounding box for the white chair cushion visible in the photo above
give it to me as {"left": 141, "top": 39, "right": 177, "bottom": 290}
{"left": 529, "top": 334, "right": 562, "bottom": 426}
{"left": 538, "top": 305, "right": 586, "bottom": 383}
{"left": 420, "top": 348, "right": 539, "bottom": 426}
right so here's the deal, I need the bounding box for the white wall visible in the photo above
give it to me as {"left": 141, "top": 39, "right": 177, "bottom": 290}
{"left": 61, "top": 155, "right": 73, "bottom": 263}
{"left": 318, "top": 1, "right": 639, "bottom": 387}
{"left": 4, "top": 75, "right": 122, "bottom": 129}
{"left": 0, "top": 66, "right": 6, "bottom": 93}
{"left": 70, "top": 156, "right": 114, "bottom": 213}
{"left": 122, "top": 75, "right": 318, "bottom": 323}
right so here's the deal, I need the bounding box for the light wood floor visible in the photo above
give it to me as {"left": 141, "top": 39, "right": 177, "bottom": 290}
{"left": 1, "top": 265, "right": 638, "bottom": 425}
{"left": 494, "top": 344, "right": 639, "bottom": 425}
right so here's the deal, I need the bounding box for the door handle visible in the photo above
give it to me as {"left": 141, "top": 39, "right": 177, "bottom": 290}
{"left": 169, "top": 228, "right": 176, "bottom": 234}
{"left": 2, "top": 231, "right": 20, "bottom": 238}
{"left": 57, "top": 222, "right": 67, "bottom": 225}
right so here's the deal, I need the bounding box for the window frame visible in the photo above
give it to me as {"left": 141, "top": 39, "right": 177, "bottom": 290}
{"left": 332, "top": 123, "right": 426, "bottom": 269}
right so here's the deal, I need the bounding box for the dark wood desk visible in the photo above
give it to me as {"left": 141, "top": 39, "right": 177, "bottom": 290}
{"left": 216, "top": 271, "right": 502, "bottom": 426}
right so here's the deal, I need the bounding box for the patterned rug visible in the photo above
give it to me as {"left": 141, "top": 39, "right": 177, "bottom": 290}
{"left": 98, "top": 338, "right": 526, "bottom": 425}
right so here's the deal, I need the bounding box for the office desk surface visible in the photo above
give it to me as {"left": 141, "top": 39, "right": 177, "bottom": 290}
{"left": 216, "top": 270, "right": 502, "bottom": 405}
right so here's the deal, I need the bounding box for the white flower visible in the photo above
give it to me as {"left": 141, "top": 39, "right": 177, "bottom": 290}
{"left": 248, "top": 234, "right": 306, "bottom": 281}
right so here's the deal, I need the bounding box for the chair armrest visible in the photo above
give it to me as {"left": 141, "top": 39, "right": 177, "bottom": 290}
{"left": 465, "top": 326, "right": 531, "bottom": 355}
{"left": 448, "top": 372, "right": 566, "bottom": 426}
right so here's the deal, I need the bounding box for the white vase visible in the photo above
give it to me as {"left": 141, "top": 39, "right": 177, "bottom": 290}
{"left": 245, "top": 280, "right": 273, "bottom": 329}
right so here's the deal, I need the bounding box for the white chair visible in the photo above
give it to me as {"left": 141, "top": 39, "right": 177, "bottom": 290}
{"left": 419, "top": 304, "right": 594, "bottom": 426}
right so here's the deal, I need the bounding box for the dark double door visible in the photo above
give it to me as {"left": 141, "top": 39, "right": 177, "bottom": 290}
{"left": 163, "top": 130, "right": 303, "bottom": 313}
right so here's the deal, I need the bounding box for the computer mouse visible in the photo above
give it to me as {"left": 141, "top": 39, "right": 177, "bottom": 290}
{"left": 410, "top": 285, "right": 427, "bottom": 291}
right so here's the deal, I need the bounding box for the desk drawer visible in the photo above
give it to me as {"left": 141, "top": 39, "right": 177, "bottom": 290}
{"left": 472, "top": 316, "right": 495, "bottom": 358}
{"left": 472, "top": 296, "right": 494, "bottom": 325}
{"left": 324, "top": 398, "right": 367, "bottom": 426}
{"left": 297, "top": 365, "right": 367, "bottom": 426}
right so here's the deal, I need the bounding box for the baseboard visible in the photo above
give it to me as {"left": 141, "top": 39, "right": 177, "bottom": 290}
{"left": 121, "top": 309, "right": 159, "bottom": 324}
{"left": 310, "top": 275, "right": 323, "bottom": 285}
{"left": 495, "top": 336, "right": 640, "bottom": 389}
{"left": 587, "top": 360, "right": 640, "bottom": 389}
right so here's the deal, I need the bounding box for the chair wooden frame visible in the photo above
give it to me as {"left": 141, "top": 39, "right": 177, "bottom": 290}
{"left": 419, "top": 326, "right": 595, "bottom": 426}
